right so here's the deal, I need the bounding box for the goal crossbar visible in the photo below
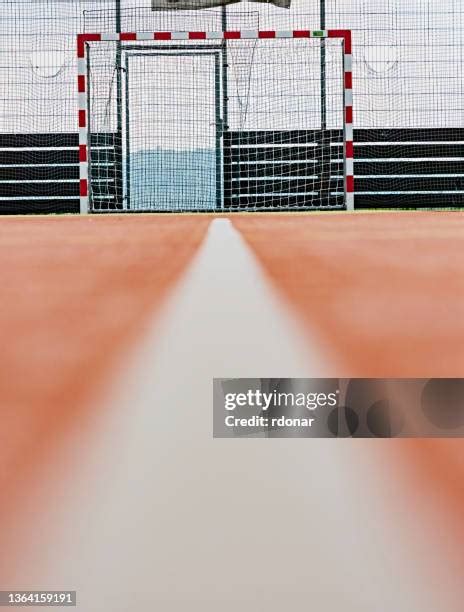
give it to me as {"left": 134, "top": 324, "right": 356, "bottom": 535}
{"left": 77, "top": 29, "right": 354, "bottom": 214}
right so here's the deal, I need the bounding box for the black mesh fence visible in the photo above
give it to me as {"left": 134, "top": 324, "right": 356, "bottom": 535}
{"left": 0, "top": 0, "right": 463, "bottom": 212}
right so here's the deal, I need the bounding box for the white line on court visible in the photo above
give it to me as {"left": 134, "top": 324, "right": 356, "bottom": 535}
{"left": 7, "top": 219, "right": 452, "bottom": 612}
{"left": 146, "top": 217, "right": 328, "bottom": 378}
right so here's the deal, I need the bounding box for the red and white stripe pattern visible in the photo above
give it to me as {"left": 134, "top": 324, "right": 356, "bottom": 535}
{"left": 77, "top": 29, "right": 354, "bottom": 214}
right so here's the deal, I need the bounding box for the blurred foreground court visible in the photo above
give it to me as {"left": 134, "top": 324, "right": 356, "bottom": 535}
{"left": 0, "top": 211, "right": 463, "bottom": 611}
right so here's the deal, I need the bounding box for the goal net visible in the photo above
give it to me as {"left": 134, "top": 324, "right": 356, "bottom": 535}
{"left": 78, "top": 30, "right": 353, "bottom": 213}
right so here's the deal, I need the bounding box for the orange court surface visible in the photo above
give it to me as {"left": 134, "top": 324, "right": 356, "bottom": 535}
{"left": 1, "top": 210, "right": 464, "bottom": 611}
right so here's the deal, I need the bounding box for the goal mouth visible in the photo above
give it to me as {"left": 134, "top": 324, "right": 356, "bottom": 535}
{"left": 77, "top": 30, "right": 353, "bottom": 214}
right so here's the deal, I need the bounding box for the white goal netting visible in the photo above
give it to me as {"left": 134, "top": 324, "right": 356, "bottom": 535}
{"left": 85, "top": 35, "right": 346, "bottom": 212}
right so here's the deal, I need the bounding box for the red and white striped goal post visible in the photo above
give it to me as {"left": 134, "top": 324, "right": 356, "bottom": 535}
{"left": 77, "top": 29, "right": 354, "bottom": 214}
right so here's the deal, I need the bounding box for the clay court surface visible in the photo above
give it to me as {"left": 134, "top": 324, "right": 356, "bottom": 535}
{"left": 1, "top": 210, "right": 464, "bottom": 610}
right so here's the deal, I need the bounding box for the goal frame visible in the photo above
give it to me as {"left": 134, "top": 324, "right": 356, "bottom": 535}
{"left": 77, "top": 29, "right": 354, "bottom": 214}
